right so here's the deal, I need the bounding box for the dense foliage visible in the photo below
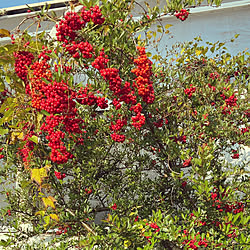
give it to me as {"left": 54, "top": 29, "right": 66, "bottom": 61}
{"left": 0, "top": 0, "right": 249, "bottom": 249}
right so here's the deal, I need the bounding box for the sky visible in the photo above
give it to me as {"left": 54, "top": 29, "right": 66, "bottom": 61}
{"left": 0, "top": 0, "right": 50, "bottom": 9}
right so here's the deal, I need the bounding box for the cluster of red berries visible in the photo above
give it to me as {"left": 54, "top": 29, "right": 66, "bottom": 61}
{"left": 240, "top": 127, "right": 249, "bottom": 134}
{"left": 184, "top": 84, "right": 196, "bottom": 98}
{"left": 0, "top": 147, "right": 4, "bottom": 159}
{"left": 130, "top": 103, "right": 146, "bottom": 130}
{"left": 14, "top": 51, "right": 34, "bottom": 82}
{"left": 110, "top": 118, "right": 127, "bottom": 132}
{"left": 171, "top": 135, "right": 187, "bottom": 144}
{"left": 76, "top": 86, "right": 109, "bottom": 109}
{"left": 130, "top": 103, "right": 145, "bottom": 130}
{"left": 146, "top": 222, "right": 160, "bottom": 232}
{"left": 85, "top": 188, "right": 92, "bottom": 194}
{"left": 131, "top": 112, "right": 145, "bottom": 130}
{"left": 90, "top": 5, "right": 105, "bottom": 25}
{"left": 40, "top": 115, "right": 75, "bottom": 164}
{"left": 14, "top": 47, "right": 87, "bottom": 165}
{"left": 56, "top": 11, "right": 86, "bottom": 44}
{"left": 175, "top": 9, "right": 189, "bottom": 21}
{"left": 56, "top": 225, "right": 71, "bottom": 235}
{"left": 92, "top": 50, "right": 109, "bottom": 70}
{"left": 132, "top": 47, "right": 155, "bottom": 104}
{"left": 143, "top": 221, "right": 160, "bottom": 244}
{"left": 182, "top": 157, "right": 192, "bottom": 168}
{"left": 14, "top": 5, "right": 155, "bottom": 156}
{"left": 7, "top": 209, "right": 11, "bottom": 216}
{"left": 182, "top": 232, "right": 208, "bottom": 249}
{"left": 110, "top": 203, "right": 117, "bottom": 210}
{"left": 209, "top": 72, "right": 220, "bottom": 80}
{"left": 110, "top": 133, "right": 126, "bottom": 142}
{"left": 231, "top": 150, "right": 239, "bottom": 159}
{"left": 56, "top": 6, "right": 105, "bottom": 45}
{"left": 100, "top": 68, "right": 123, "bottom": 95}
{"left": 38, "top": 80, "right": 76, "bottom": 114}
{"left": 207, "top": 83, "right": 216, "bottom": 92}
{"left": 225, "top": 94, "right": 237, "bottom": 107}
{"left": 18, "top": 130, "right": 36, "bottom": 163}
{"left": 65, "top": 41, "right": 93, "bottom": 59}
{"left": 54, "top": 171, "right": 66, "bottom": 180}
{"left": 211, "top": 190, "right": 244, "bottom": 214}
{"left": 92, "top": 46, "right": 155, "bottom": 137}
{"left": 29, "top": 53, "right": 52, "bottom": 99}
{"left": 153, "top": 118, "right": 164, "bottom": 128}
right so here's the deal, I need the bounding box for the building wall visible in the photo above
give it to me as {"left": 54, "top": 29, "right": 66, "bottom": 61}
{"left": 135, "top": 0, "right": 250, "bottom": 55}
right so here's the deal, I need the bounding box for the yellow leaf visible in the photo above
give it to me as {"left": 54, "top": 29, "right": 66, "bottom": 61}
{"left": 0, "top": 29, "right": 10, "bottom": 38}
{"left": 165, "top": 24, "right": 173, "bottom": 30}
{"left": 31, "top": 167, "right": 48, "bottom": 186}
{"left": 41, "top": 183, "right": 51, "bottom": 191}
{"left": 196, "top": 50, "right": 202, "bottom": 56}
{"left": 36, "top": 112, "right": 44, "bottom": 127}
{"left": 50, "top": 213, "right": 59, "bottom": 222}
{"left": 10, "top": 131, "right": 24, "bottom": 143}
{"left": 103, "top": 25, "right": 110, "bottom": 35}
{"left": 42, "top": 196, "right": 56, "bottom": 209}
{"left": 35, "top": 210, "right": 45, "bottom": 216}
{"left": 17, "top": 132, "right": 24, "bottom": 140}
{"left": 124, "top": 240, "right": 131, "bottom": 248}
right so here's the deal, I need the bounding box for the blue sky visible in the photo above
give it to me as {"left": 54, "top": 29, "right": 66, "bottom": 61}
{"left": 0, "top": 0, "right": 50, "bottom": 8}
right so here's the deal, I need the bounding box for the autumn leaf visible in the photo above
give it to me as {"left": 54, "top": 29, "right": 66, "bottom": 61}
{"left": 165, "top": 24, "right": 173, "bottom": 29}
{"left": 42, "top": 196, "right": 56, "bottom": 209}
{"left": 31, "top": 167, "right": 48, "bottom": 186}
{"left": 0, "top": 29, "right": 10, "bottom": 38}
{"left": 50, "top": 213, "right": 59, "bottom": 222}
{"left": 35, "top": 210, "right": 45, "bottom": 216}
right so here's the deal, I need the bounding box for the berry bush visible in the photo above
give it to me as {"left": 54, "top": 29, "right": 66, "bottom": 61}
{"left": 0, "top": 0, "right": 249, "bottom": 249}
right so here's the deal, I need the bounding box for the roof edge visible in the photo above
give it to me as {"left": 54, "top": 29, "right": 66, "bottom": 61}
{"left": 0, "top": 0, "right": 70, "bottom": 16}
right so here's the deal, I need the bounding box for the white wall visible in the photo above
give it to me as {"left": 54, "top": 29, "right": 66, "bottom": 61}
{"left": 134, "top": 0, "right": 250, "bottom": 55}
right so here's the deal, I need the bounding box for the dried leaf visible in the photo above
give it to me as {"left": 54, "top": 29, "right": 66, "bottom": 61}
{"left": 0, "top": 29, "right": 10, "bottom": 38}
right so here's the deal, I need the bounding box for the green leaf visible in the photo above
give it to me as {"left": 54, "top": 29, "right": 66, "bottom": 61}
{"left": 0, "top": 238, "right": 12, "bottom": 247}
{"left": 28, "top": 135, "right": 38, "bottom": 144}
{"left": 40, "top": 110, "right": 50, "bottom": 116}
{"left": 44, "top": 215, "right": 50, "bottom": 225}
{"left": 5, "top": 75, "right": 10, "bottom": 84}
{"left": 0, "top": 127, "right": 8, "bottom": 135}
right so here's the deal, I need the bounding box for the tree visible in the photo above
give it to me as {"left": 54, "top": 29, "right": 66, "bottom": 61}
{"left": 0, "top": 0, "right": 249, "bottom": 249}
